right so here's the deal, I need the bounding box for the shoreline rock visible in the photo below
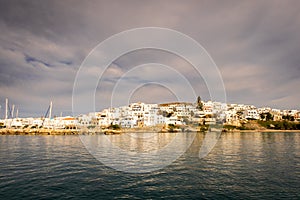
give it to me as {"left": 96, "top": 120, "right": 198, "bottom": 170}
{"left": 0, "top": 127, "right": 299, "bottom": 135}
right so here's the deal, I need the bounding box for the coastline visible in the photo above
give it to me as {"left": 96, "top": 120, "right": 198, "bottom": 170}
{"left": 223, "top": 129, "right": 300, "bottom": 133}
{"left": 0, "top": 128, "right": 84, "bottom": 136}
{"left": 0, "top": 127, "right": 299, "bottom": 135}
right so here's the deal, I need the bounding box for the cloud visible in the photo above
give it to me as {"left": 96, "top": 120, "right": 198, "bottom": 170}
{"left": 0, "top": 0, "right": 300, "bottom": 117}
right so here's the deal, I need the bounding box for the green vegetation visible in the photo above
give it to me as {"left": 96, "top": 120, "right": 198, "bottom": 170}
{"left": 223, "top": 124, "right": 254, "bottom": 130}
{"left": 222, "top": 119, "right": 300, "bottom": 131}
{"left": 198, "top": 124, "right": 223, "bottom": 132}
{"left": 87, "top": 125, "right": 96, "bottom": 129}
{"left": 108, "top": 124, "right": 121, "bottom": 130}
{"left": 167, "top": 124, "right": 180, "bottom": 132}
{"left": 282, "top": 115, "right": 295, "bottom": 121}
{"left": 196, "top": 96, "right": 203, "bottom": 111}
{"left": 257, "top": 120, "right": 300, "bottom": 130}
{"left": 199, "top": 125, "right": 209, "bottom": 132}
{"left": 23, "top": 125, "right": 29, "bottom": 129}
{"left": 223, "top": 124, "right": 237, "bottom": 130}
{"left": 238, "top": 125, "right": 255, "bottom": 130}
{"left": 260, "top": 112, "right": 273, "bottom": 121}
{"left": 160, "top": 111, "right": 173, "bottom": 118}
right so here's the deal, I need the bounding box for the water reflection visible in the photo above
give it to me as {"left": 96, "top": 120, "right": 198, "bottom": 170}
{"left": 107, "top": 132, "right": 177, "bottom": 153}
{"left": 80, "top": 132, "right": 196, "bottom": 173}
{"left": 0, "top": 132, "right": 299, "bottom": 199}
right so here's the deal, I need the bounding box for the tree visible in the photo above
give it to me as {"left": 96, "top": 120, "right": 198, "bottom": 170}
{"left": 191, "top": 110, "right": 195, "bottom": 117}
{"left": 108, "top": 124, "right": 121, "bottom": 130}
{"left": 167, "top": 112, "right": 173, "bottom": 118}
{"left": 260, "top": 112, "right": 273, "bottom": 121}
{"left": 282, "top": 115, "right": 294, "bottom": 121}
{"left": 196, "top": 96, "right": 203, "bottom": 111}
{"left": 161, "top": 111, "right": 168, "bottom": 117}
{"left": 260, "top": 113, "right": 266, "bottom": 120}
{"left": 291, "top": 116, "right": 295, "bottom": 121}
{"left": 266, "top": 112, "right": 273, "bottom": 121}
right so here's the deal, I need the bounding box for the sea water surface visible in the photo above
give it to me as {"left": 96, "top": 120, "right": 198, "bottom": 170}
{"left": 0, "top": 132, "right": 299, "bottom": 199}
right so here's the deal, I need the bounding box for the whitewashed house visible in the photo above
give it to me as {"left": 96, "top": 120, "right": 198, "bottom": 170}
{"left": 244, "top": 109, "right": 260, "bottom": 120}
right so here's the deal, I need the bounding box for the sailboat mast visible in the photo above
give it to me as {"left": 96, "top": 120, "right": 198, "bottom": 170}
{"left": 5, "top": 98, "right": 8, "bottom": 119}
{"left": 49, "top": 101, "right": 52, "bottom": 119}
{"left": 12, "top": 104, "right": 15, "bottom": 118}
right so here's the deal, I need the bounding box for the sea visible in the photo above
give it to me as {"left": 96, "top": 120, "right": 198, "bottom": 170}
{"left": 0, "top": 132, "right": 299, "bottom": 199}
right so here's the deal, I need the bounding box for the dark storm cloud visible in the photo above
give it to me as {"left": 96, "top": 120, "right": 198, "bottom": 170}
{"left": 0, "top": 0, "right": 299, "bottom": 117}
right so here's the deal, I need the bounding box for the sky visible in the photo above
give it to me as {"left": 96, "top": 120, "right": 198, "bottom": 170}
{"left": 0, "top": 0, "right": 300, "bottom": 117}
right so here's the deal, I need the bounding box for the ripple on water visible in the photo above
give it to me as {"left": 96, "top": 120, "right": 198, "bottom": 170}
{"left": 0, "top": 133, "right": 299, "bottom": 199}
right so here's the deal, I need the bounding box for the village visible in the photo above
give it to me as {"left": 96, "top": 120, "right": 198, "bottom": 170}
{"left": 1, "top": 97, "right": 300, "bottom": 134}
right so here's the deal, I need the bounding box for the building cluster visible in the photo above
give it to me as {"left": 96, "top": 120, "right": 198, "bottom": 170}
{"left": 1, "top": 101, "right": 300, "bottom": 129}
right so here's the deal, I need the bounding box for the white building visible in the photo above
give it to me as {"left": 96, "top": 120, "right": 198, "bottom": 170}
{"left": 244, "top": 109, "right": 260, "bottom": 120}
{"left": 77, "top": 114, "right": 93, "bottom": 127}
{"left": 165, "top": 116, "right": 184, "bottom": 125}
{"left": 224, "top": 110, "right": 241, "bottom": 126}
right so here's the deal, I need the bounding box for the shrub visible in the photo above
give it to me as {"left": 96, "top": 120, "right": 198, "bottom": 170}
{"left": 108, "top": 124, "right": 121, "bottom": 130}
{"left": 223, "top": 125, "right": 237, "bottom": 130}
